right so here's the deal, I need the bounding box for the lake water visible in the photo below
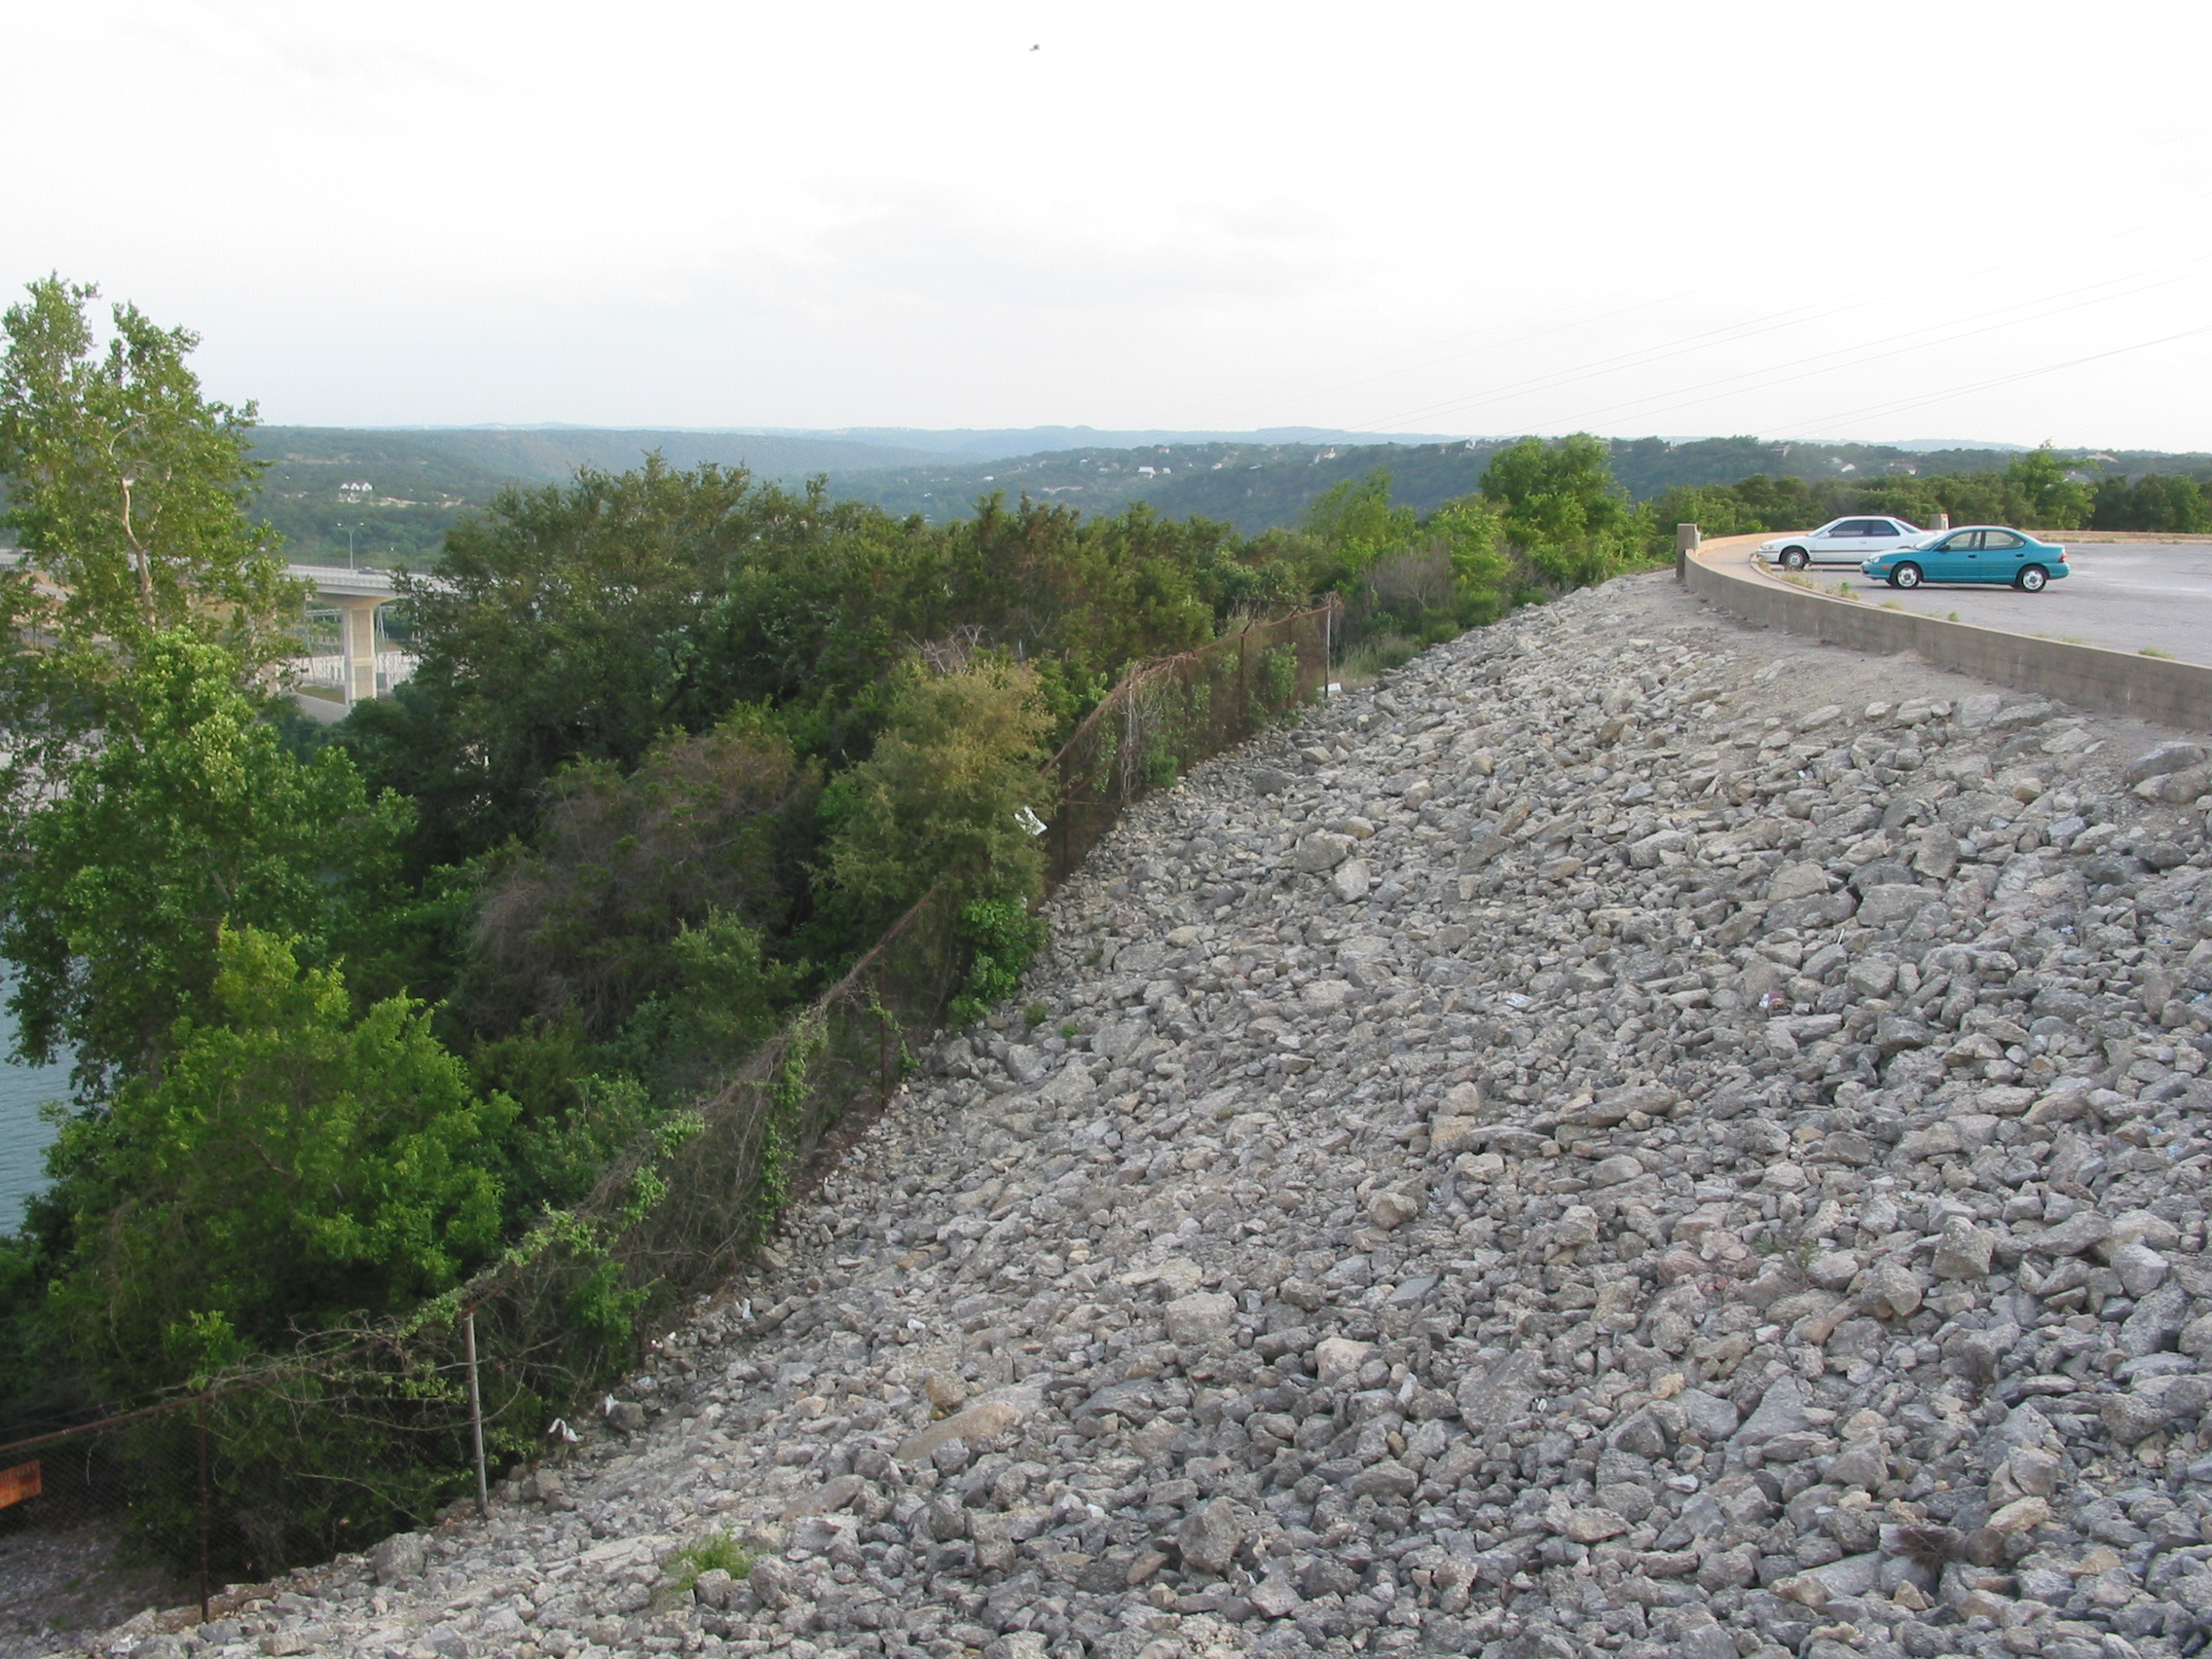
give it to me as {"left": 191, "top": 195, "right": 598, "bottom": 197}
{"left": 0, "top": 1005, "right": 70, "bottom": 1235}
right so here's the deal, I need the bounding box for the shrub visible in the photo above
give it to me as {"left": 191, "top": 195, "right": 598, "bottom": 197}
{"left": 948, "top": 898, "right": 1050, "bottom": 1026}
{"left": 44, "top": 928, "right": 513, "bottom": 1403}
{"left": 669, "top": 1531, "right": 754, "bottom": 1592}
{"left": 466, "top": 709, "right": 818, "bottom": 1042}
{"left": 815, "top": 655, "right": 1053, "bottom": 948}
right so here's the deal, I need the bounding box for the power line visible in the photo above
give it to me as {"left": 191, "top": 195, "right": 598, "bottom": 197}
{"left": 1767, "top": 323, "right": 2212, "bottom": 440}
{"left": 1524, "top": 255, "right": 2212, "bottom": 433}
{"left": 1310, "top": 209, "right": 2207, "bottom": 437}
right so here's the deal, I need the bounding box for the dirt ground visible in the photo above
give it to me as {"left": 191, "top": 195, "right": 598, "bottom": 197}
{"left": 1642, "top": 566, "right": 2194, "bottom": 751}
{"left": 0, "top": 1515, "right": 192, "bottom": 1659}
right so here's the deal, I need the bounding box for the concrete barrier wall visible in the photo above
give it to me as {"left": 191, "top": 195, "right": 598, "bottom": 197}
{"left": 1683, "top": 533, "right": 2212, "bottom": 733}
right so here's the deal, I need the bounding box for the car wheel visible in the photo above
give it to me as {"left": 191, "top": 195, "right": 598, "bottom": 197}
{"left": 1781, "top": 548, "right": 1808, "bottom": 570}
{"left": 2016, "top": 565, "right": 2048, "bottom": 592}
{"left": 1891, "top": 563, "right": 1922, "bottom": 590}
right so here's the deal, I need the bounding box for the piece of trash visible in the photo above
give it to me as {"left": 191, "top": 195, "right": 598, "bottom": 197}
{"left": 1014, "top": 805, "right": 1048, "bottom": 836}
{"left": 1757, "top": 990, "right": 1788, "bottom": 1013}
{"left": 545, "top": 1418, "right": 580, "bottom": 1445}
{"left": 601, "top": 1394, "right": 618, "bottom": 1419}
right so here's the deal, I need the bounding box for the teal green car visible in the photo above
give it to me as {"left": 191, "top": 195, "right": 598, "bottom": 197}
{"left": 1862, "top": 526, "right": 2071, "bottom": 592}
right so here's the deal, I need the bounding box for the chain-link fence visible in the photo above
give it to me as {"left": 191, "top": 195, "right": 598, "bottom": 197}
{"left": 3, "top": 604, "right": 1335, "bottom": 1624}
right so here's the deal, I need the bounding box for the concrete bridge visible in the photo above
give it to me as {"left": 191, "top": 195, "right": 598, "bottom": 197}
{"left": 292, "top": 562, "right": 416, "bottom": 716}
{"left": 0, "top": 553, "right": 419, "bottom": 715}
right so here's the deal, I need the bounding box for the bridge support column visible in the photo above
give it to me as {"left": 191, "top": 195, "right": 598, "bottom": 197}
{"left": 335, "top": 597, "right": 386, "bottom": 705}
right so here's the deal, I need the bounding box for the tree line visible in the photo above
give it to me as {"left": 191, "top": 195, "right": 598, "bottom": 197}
{"left": 0, "top": 279, "right": 1665, "bottom": 1463}
{"left": 1650, "top": 443, "right": 2212, "bottom": 541}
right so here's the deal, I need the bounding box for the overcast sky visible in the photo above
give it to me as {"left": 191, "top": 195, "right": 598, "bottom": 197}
{"left": 7, "top": 0, "right": 2209, "bottom": 448}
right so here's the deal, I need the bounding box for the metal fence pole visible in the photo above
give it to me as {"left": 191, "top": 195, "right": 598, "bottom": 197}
{"left": 197, "top": 1393, "right": 212, "bottom": 1623}
{"left": 875, "top": 957, "right": 892, "bottom": 1098}
{"left": 462, "top": 1309, "right": 489, "bottom": 1522}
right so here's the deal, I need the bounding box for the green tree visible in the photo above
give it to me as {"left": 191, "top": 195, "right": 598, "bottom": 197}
{"left": 0, "top": 631, "right": 409, "bottom": 1094}
{"left": 465, "top": 708, "right": 819, "bottom": 1042}
{"left": 1479, "top": 434, "right": 1638, "bottom": 586}
{"left": 1428, "top": 495, "right": 1513, "bottom": 621}
{"left": 814, "top": 654, "right": 1052, "bottom": 946}
{"left": 1303, "top": 467, "right": 1419, "bottom": 565}
{"left": 44, "top": 927, "right": 512, "bottom": 1398}
{"left": 2005, "top": 442, "right": 2094, "bottom": 529}
{"left": 2091, "top": 472, "right": 2212, "bottom": 534}
{"left": 0, "top": 276, "right": 299, "bottom": 673}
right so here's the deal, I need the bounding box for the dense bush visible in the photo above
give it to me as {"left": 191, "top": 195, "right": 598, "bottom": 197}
{"left": 466, "top": 710, "right": 819, "bottom": 1043}
{"left": 0, "top": 631, "right": 408, "bottom": 1097}
{"left": 0, "top": 279, "right": 1681, "bottom": 1498}
{"left": 43, "top": 928, "right": 512, "bottom": 1402}
{"left": 813, "top": 654, "right": 1055, "bottom": 951}
{"left": 2091, "top": 472, "right": 2212, "bottom": 534}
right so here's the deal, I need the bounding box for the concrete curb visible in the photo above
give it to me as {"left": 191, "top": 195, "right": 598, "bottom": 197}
{"left": 1683, "top": 532, "right": 2212, "bottom": 732}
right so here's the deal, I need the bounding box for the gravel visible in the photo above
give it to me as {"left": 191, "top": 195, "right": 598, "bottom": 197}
{"left": 59, "top": 570, "right": 2212, "bottom": 1659}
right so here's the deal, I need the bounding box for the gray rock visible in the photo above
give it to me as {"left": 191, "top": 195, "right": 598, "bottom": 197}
{"left": 1163, "top": 1290, "right": 1236, "bottom": 1346}
{"left": 1736, "top": 1377, "right": 1813, "bottom": 1450}
{"left": 1296, "top": 831, "right": 1354, "bottom": 871}
{"left": 1931, "top": 1217, "right": 1994, "bottom": 1280}
{"left": 2123, "top": 742, "right": 2208, "bottom": 786}
{"left": 1175, "top": 1496, "right": 1245, "bottom": 1575}
{"left": 112, "top": 577, "right": 2212, "bottom": 1659}
{"left": 2035, "top": 1209, "right": 2114, "bottom": 1257}
{"left": 372, "top": 1532, "right": 427, "bottom": 1586}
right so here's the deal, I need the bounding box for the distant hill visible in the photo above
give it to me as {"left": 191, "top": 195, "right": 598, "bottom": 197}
{"left": 244, "top": 425, "right": 2212, "bottom": 563}
{"left": 754, "top": 424, "right": 1469, "bottom": 461}
{"left": 249, "top": 426, "right": 945, "bottom": 566}
{"left": 815, "top": 435, "right": 2055, "bottom": 533}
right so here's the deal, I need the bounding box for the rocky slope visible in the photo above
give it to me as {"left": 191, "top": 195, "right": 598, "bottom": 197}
{"left": 81, "top": 571, "right": 2212, "bottom": 1659}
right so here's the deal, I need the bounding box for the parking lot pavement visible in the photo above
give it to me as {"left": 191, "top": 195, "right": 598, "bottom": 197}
{"left": 1733, "top": 539, "right": 2212, "bottom": 667}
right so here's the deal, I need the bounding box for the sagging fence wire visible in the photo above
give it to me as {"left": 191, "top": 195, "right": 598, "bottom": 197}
{"left": 0, "top": 604, "right": 1335, "bottom": 1617}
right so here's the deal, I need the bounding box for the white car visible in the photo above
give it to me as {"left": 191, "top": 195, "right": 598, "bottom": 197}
{"left": 1757, "top": 516, "right": 1923, "bottom": 570}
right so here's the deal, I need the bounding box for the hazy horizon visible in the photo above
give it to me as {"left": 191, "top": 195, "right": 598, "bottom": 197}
{"left": 7, "top": 1, "right": 2207, "bottom": 449}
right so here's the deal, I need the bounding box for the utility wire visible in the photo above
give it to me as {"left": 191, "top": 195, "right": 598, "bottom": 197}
{"left": 1767, "top": 323, "right": 2212, "bottom": 440}
{"left": 1522, "top": 256, "right": 2212, "bottom": 433}
{"left": 1299, "top": 209, "right": 2207, "bottom": 438}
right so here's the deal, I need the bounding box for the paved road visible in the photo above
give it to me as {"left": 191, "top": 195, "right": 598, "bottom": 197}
{"left": 1734, "top": 540, "right": 2212, "bottom": 667}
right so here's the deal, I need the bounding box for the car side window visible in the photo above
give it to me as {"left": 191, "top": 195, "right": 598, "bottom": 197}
{"left": 1985, "top": 531, "right": 2023, "bottom": 549}
{"left": 1962, "top": 532, "right": 1986, "bottom": 550}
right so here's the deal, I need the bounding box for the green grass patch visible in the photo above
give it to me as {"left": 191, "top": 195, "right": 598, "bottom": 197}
{"left": 667, "top": 1531, "right": 753, "bottom": 1594}
{"left": 1338, "top": 632, "right": 1422, "bottom": 686}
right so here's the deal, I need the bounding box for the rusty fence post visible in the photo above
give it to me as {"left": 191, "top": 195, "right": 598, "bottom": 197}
{"left": 197, "top": 1393, "right": 212, "bottom": 1623}
{"left": 463, "top": 1309, "right": 489, "bottom": 1522}
{"left": 876, "top": 956, "right": 892, "bottom": 1098}
{"left": 1236, "top": 629, "right": 1249, "bottom": 737}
